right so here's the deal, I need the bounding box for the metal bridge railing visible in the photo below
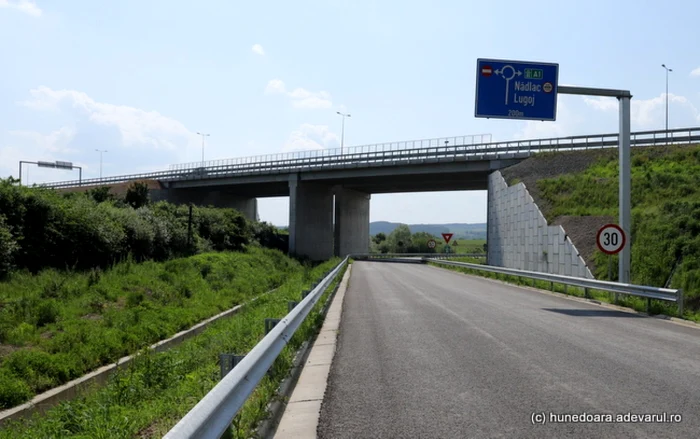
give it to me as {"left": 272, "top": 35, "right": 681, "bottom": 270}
{"left": 39, "top": 127, "right": 700, "bottom": 189}
{"left": 169, "top": 133, "right": 493, "bottom": 171}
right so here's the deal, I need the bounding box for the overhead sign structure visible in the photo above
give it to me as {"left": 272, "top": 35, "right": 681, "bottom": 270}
{"left": 596, "top": 224, "right": 626, "bottom": 255}
{"left": 441, "top": 233, "right": 454, "bottom": 245}
{"left": 427, "top": 239, "right": 436, "bottom": 249}
{"left": 38, "top": 160, "right": 74, "bottom": 170}
{"left": 475, "top": 58, "right": 559, "bottom": 121}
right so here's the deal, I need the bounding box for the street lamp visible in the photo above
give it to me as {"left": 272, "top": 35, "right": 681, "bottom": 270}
{"left": 95, "top": 149, "right": 108, "bottom": 179}
{"left": 336, "top": 111, "right": 351, "bottom": 154}
{"left": 197, "top": 132, "right": 210, "bottom": 163}
{"left": 661, "top": 64, "right": 672, "bottom": 136}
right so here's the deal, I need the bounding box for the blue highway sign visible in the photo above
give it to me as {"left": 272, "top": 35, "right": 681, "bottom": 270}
{"left": 475, "top": 59, "right": 559, "bottom": 121}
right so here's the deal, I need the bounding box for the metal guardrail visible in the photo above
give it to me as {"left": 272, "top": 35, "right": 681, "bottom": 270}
{"left": 163, "top": 257, "right": 348, "bottom": 439}
{"left": 426, "top": 259, "right": 683, "bottom": 315}
{"left": 38, "top": 127, "right": 700, "bottom": 189}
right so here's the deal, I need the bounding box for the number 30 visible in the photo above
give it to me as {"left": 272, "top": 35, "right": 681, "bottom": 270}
{"left": 603, "top": 232, "right": 619, "bottom": 247}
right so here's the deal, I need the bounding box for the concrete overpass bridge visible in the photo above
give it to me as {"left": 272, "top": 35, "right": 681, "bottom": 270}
{"left": 42, "top": 127, "right": 700, "bottom": 261}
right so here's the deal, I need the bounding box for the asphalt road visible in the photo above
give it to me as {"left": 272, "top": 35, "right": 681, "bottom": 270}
{"left": 317, "top": 261, "right": 700, "bottom": 439}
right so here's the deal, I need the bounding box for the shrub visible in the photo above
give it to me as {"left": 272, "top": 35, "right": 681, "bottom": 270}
{"left": 0, "top": 215, "right": 18, "bottom": 278}
{"left": 0, "top": 371, "right": 33, "bottom": 409}
{"left": 36, "top": 300, "right": 60, "bottom": 327}
{"left": 125, "top": 181, "right": 150, "bottom": 209}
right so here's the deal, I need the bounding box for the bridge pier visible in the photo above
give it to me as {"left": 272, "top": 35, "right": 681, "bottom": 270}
{"left": 151, "top": 188, "right": 259, "bottom": 221}
{"left": 288, "top": 176, "right": 334, "bottom": 261}
{"left": 334, "top": 187, "right": 370, "bottom": 257}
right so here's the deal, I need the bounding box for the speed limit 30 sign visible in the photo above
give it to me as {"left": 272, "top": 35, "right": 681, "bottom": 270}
{"left": 596, "top": 224, "right": 626, "bottom": 255}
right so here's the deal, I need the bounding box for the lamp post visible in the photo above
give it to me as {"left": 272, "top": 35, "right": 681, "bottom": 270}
{"left": 95, "top": 149, "right": 108, "bottom": 179}
{"left": 197, "top": 132, "right": 210, "bottom": 163}
{"left": 336, "top": 111, "right": 351, "bottom": 154}
{"left": 661, "top": 64, "right": 672, "bottom": 137}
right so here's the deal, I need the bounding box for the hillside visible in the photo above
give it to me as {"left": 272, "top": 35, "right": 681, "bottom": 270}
{"left": 370, "top": 221, "right": 486, "bottom": 239}
{"left": 501, "top": 144, "right": 700, "bottom": 311}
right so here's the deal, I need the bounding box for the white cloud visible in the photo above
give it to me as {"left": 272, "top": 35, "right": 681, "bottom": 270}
{"left": 283, "top": 124, "right": 339, "bottom": 152}
{"left": 584, "top": 93, "right": 700, "bottom": 129}
{"left": 0, "top": 0, "right": 41, "bottom": 17}
{"left": 251, "top": 44, "right": 265, "bottom": 56}
{"left": 19, "top": 86, "right": 197, "bottom": 150}
{"left": 515, "top": 100, "right": 585, "bottom": 140}
{"left": 582, "top": 97, "right": 617, "bottom": 112}
{"left": 265, "top": 79, "right": 286, "bottom": 95}
{"left": 9, "top": 126, "right": 78, "bottom": 154}
{"left": 691, "top": 67, "right": 700, "bottom": 77}
{"left": 264, "top": 79, "right": 333, "bottom": 109}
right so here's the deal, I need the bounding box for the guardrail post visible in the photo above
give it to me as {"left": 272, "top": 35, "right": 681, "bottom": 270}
{"left": 288, "top": 301, "right": 299, "bottom": 312}
{"left": 646, "top": 298, "right": 652, "bottom": 314}
{"left": 219, "top": 354, "right": 246, "bottom": 380}
{"left": 265, "top": 318, "right": 281, "bottom": 334}
{"left": 301, "top": 290, "right": 310, "bottom": 300}
{"left": 678, "top": 289, "right": 684, "bottom": 317}
{"left": 584, "top": 287, "right": 589, "bottom": 299}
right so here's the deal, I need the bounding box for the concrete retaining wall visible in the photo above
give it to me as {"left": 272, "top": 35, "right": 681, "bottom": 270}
{"left": 487, "top": 171, "right": 593, "bottom": 279}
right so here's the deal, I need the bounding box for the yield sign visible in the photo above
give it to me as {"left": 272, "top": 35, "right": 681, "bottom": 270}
{"left": 441, "top": 233, "right": 454, "bottom": 244}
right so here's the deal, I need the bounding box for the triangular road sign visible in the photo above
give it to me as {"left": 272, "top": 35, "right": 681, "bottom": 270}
{"left": 441, "top": 233, "right": 454, "bottom": 244}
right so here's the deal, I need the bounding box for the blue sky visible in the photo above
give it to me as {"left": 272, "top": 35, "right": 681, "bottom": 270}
{"left": 1, "top": 0, "right": 699, "bottom": 226}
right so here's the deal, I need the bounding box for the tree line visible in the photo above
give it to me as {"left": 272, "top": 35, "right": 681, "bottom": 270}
{"left": 0, "top": 178, "right": 287, "bottom": 278}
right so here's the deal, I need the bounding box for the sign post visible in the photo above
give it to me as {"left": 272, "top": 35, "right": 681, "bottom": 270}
{"left": 475, "top": 59, "right": 632, "bottom": 283}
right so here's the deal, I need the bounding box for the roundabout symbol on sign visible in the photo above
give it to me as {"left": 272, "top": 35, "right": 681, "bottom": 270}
{"left": 427, "top": 239, "right": 436, "bottom": 249}
{"left": 596, "top": 224, "right": 626, "bottom": 255}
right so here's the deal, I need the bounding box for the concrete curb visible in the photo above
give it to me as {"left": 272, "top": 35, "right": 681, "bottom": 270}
{"left": 269, "top": 264, "right": 352, "bottom": 439}
{"left": 428, "top": 263, "right": 700, "bottom": 330}
{"left": 0, "top": 289, "right": 276, "bottom": 426}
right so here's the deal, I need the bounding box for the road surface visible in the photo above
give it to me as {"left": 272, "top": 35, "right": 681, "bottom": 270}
{"left": 317, "top": 261, "right": 700, "bottom": 438}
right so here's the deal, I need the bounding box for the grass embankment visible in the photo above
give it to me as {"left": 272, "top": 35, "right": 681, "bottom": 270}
{"left": 0, "top": 258, "right": 344, "bottom": 438}
{"left": 0, "top": 248, "right": 300, "bottom": 410}
{"left": 535, "top": 144, "right": 700, "bottom": 318}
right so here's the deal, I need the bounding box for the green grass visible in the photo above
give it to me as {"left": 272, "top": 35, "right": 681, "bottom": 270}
{"left": 535, "top": 144, "right": 700, "bottom": 316}
{"left": 442, "top": 239, "right": 486, "bottom": 253}
{"left": 0, "top": 259, "right": 344, "bottom": 438}
{"left": 0, "top": 247, "right": 304, "bottom": 410}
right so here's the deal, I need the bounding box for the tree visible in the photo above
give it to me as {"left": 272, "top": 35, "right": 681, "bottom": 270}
{"left": 372, "top": 232, "right": 387, "bottom": 245}
{"left": 87, "top": 186, "right": 113, "bottom": 203}
{"left": 125, "top": 181, "right": 150, "bottom": 209}
{"left": 387, "top": 224, "right": 412, "bottom": 253}
{"left": 410, "top": 231, "right": 437, "bottom": 253}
